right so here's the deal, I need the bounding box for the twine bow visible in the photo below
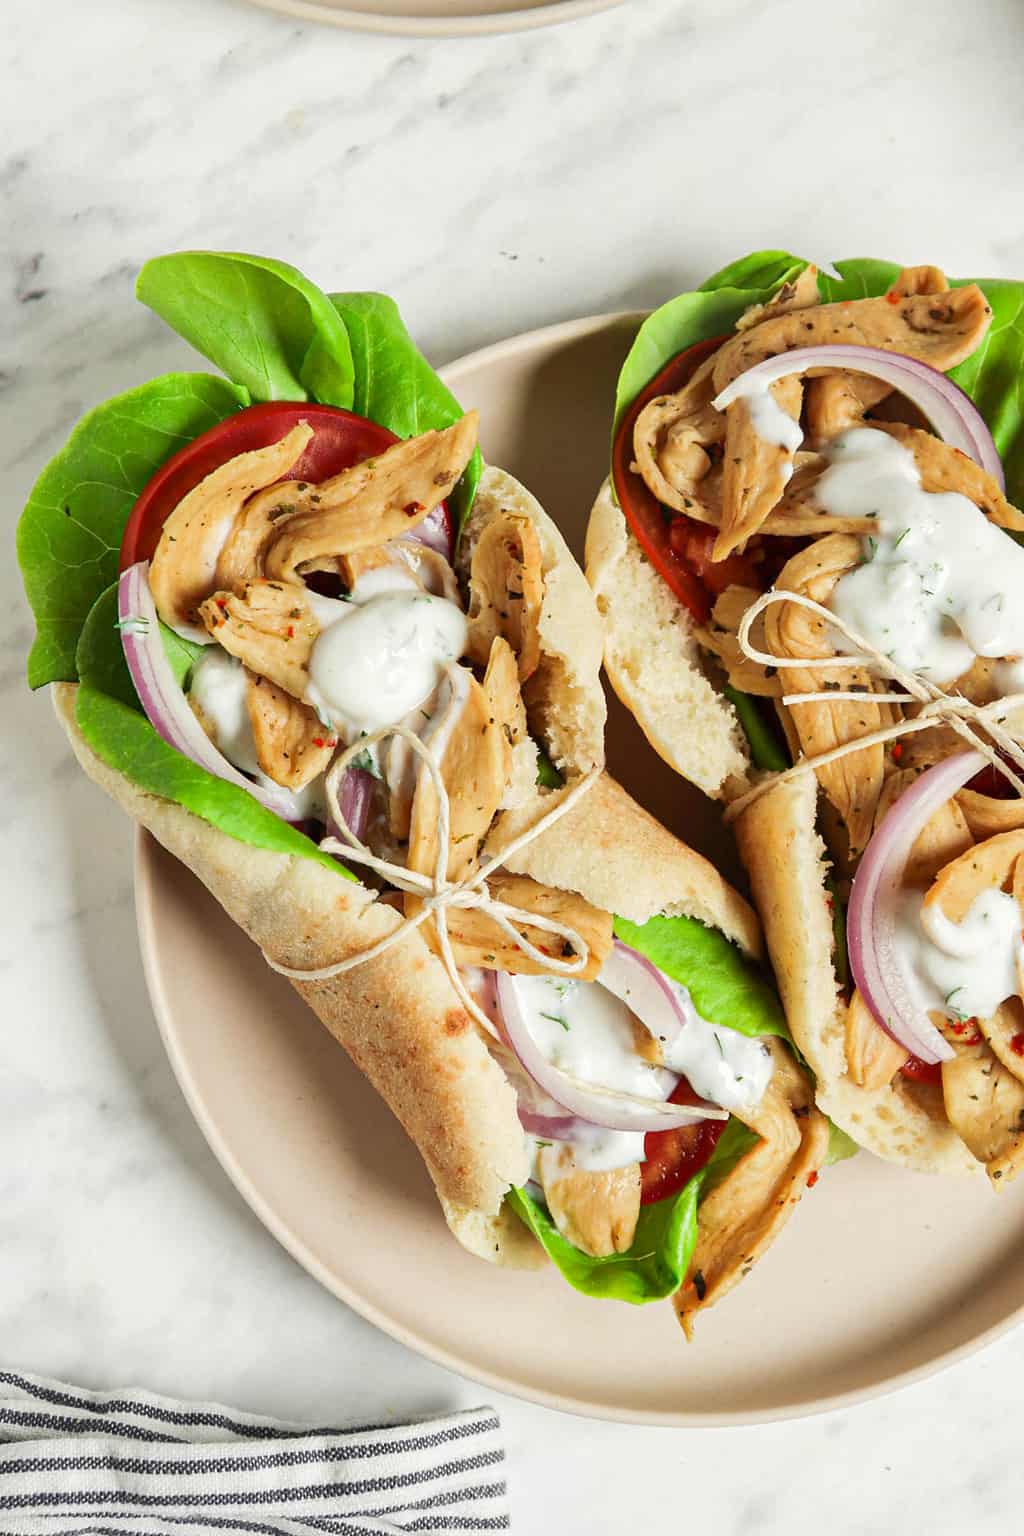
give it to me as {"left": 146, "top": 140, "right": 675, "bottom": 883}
{"left": 265, "top": 724, "right": 601, "bottom": 1040}
{"left": 723, "top": 588, "right": 1024, "bottom": 822}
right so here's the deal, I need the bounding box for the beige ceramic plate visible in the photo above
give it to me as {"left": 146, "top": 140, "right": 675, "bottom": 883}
{"left": 136, "top": 313, "right": 1024, "bottom": 1425}
{"left": 244, "top": 0, "right": 622, "bottom": 38}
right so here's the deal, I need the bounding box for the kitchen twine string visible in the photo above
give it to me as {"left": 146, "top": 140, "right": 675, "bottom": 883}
{"left": 265, "top": 725, "right": 601, "bottom": 1040}
{"left": 723, "top": 588, "right": 1024, "bottom": 821}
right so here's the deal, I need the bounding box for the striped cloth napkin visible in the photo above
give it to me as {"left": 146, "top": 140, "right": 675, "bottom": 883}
{"left": 0, "top": 1372, "right": 509, "bottom": 1535}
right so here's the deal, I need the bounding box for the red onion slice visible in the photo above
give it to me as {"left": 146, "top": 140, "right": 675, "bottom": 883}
{"left": 326, "top": 766, "right": 375, "bottom": 845}
{"left": 494, "top": 973, "right": 725, "bottom": 1132}
{"left": 848, "top": 751, "right": 987, "bottom": 1063}
{"left": 713, "top": 345, "right": 1004, "bottom": 487}
{"left": 597, "top": 939, "right": 690, "bottom": 1047}
{"left": 407, "top": 501, "right": 453, "bottom": 561}
{"left": 518, "top": 1106, "right": 582, "bottom": 1140}
{"left": 118, "top": 561, "right": 308, "bottom": 823}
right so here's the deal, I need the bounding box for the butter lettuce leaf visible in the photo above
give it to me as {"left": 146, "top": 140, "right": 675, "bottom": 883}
{"left": 74, "top": 585, "right": 352, "bottom": 877}
{"left": 18, "top": 372, "right": 249, "bottom": 688}
{"left": 612, "top": 912, "right": 790, "bottom": 1043}
{"left": 508, "top": 1117, "right": 758, "bottom": 1303}
{"left": 825, "top": 1119, "right": 859, "bottom": 1165}
{"left": 509, "top": 907, "right": 795, "bottom": 1299}
{"left": 698, "top": 250, "right": 809, "bottom": 296}
{"left": 137, "top": 252, "right": 355, "bottom": 408}
{"left": 613, "top": 276, "right": 807, "bottom": 438}
{"left": 723, "top": 684, "right": 789, "bottom": 772}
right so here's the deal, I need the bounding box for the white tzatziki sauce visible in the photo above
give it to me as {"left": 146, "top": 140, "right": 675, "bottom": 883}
{"left": 659, "top": 986, "right": 772, "bottom": 1111}
{"left": 189, "top": 648, "right": 326, "bottom": 818}
{"left": 711, "top": 374, "right": 803, "bottom": 489}
{"left": 509, "top": 971, "right": 770, "bottom": 1172}
{"left": 992, "top": 655, "right": 1024, "bottom": 698}
{"left": 743, "top": 386, "right": 805, "bottom": 455}
{"left": 895, "top": 886, "right": 1024, "bottom": 1024}
{"left": 811, "top": 428, "right": 1024, "bottom": 683}
{"left": 305, "top": 569, "right": 468, "bottom": 739}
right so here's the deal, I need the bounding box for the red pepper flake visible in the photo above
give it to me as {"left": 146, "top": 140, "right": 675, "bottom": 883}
{"left": 287, "top": 625, "right": 295, "bottom": 638}
{"left": 885, "top": 290, "right": 902, "bottom": 306}
{"left": 806, "top": 1170, "right": 819, "bottom": 1188}
{"left": 217, "top": 598, "right": 227, "bottom": 611}
{"left": 403, "top": 500, "right": 424, "bottom": 516}
{"left": 891, "top": 742, "right": 904, "bottom": 762}
{"left": 312, "top": 737, "right": 324, "bottom": 748}
{"left": 1011, "top": 1034, "right": 1024, "bottom": 1057}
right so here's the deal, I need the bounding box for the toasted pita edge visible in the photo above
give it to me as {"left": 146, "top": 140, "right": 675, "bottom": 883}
{"left": 487, "top": 771, "right": 762, "bottom": 960}
{"left": 733, "top": 772, "right": 980, "bottom": 1175}
{"left": 54, "top": 682, "right": 533, "bottom": 1242}
{"left": 460, "top": 465, "right": 607, "bottom": 777}
{"left": 584, "top": 479, "right": 750, "bottom": 799}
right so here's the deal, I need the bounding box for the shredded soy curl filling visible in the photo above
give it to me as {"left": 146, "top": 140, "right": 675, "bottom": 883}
{"left": 264, "top": 724, "right": 601, "bottom": 1042}
{"left": 723, "top": 588, "right": 1024, "bottom": 822}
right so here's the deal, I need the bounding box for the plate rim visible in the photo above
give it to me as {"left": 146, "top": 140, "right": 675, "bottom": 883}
{"left": 134, "top": 311, "right": 1024, "bottom": 1426}
{"left": 242, "top": 0, "right": 623, "bottom": 38}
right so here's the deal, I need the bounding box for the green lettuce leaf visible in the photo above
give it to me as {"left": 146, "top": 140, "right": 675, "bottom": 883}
{"left": 723, "top": 684, "right": 789, "bottom": 772}
{"left": 137, "top": 252, "right": 355, "bottom": 407}
{"left": 77, "top": 585, "right": 143, "bottom": 711}
{"left": 698, "top": 250, "right": 809, "bottom": 296}
{"left": 508, "top": 1117, "right": 758, "bottom": 1303}
{"left": 613, "top": 279, "right": 806, "bottom": 439}
{"left": 17, "top": 372, "right": 249, "bottom": 688}
{"left": 534, "top": 747, "right": 563, "bottom": 789}
{"left": 507, "top": 904, "right": 800, "bottom": 1300}
{"left": 813, "top": 258, "right": 903, "bottom": 303}
{"left": 825, "top": 1118, "right": 860, "bottom": 1165}
{"left": 612, "top": 912, "right": 790, "bottom": 1043}
{"left": 330, "top": 291, "right": 482, "bottom": 530}
{"left": 75, "top": 585, "right": 352, "bottom": 877}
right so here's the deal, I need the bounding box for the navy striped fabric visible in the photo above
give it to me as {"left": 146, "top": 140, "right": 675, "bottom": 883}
{"left": 0, "top": 1373, "right": 509, "bottom": 1536}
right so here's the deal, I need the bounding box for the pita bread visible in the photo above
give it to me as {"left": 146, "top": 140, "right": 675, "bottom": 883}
{"left": 463, "top": 468, "right": 606, "bottom": 777}
{"left": 56, "top": 463, "right": 811, "bottom": 1294}
{"left": 585, "top": 479, "right": 750, "bottom": 797}
{"left": 57, "top": 680, "right": 794, "bottom": 1263}
{"left": 733, "top": 773, "right": 978, "bottom": 1174}
{"left": 586, "top": 481, "right": 981, "bottom": 1175}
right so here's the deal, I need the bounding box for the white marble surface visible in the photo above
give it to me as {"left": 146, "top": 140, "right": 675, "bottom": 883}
{"left": 5, "top": 0, "right": 1024, "bottom": 1526}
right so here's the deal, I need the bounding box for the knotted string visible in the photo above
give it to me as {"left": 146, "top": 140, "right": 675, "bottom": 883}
{"left": 265, "top": 724, "right": 601, "bottom": 1041}
{"left": 723, "top": 588, "right": 1024, "bottom": 821}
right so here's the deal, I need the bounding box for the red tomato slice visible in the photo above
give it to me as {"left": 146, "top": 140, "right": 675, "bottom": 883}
{"left": 639, "top": 1078, "right": 727, "bottom": 1206}
{"left": 119, "top": 401, "right": 430, "bottom": 570}
{"left": 900, "top": 1054, "right": 943, "bottom": 1085}
{"left": 612, "top": 336, "right": 756, "bottom": 624}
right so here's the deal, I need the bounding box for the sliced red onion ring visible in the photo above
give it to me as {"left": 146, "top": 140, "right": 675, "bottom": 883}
{"left": 848, "top": 750, "right": 987, "bottom": 1063}
{"left": 407, "top": 501, "right": 453, "bottom": 561}
{"left": 118, "top": 561, "right": 309, "bottom": 823}
{"left": 518, "top": 1106, "right": 582, "bottom": 1140}
{"left": 597, "top": 939, "right": 689, "bottom": 1047}
{"left": 326, "top": 767, "right": 375, "bottom": 845}
{"left": 494, "top": 972, "right": 725, "bottom": 1133}
{"left": 712, "top": 345, "right": 1003, "bottom": 488}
